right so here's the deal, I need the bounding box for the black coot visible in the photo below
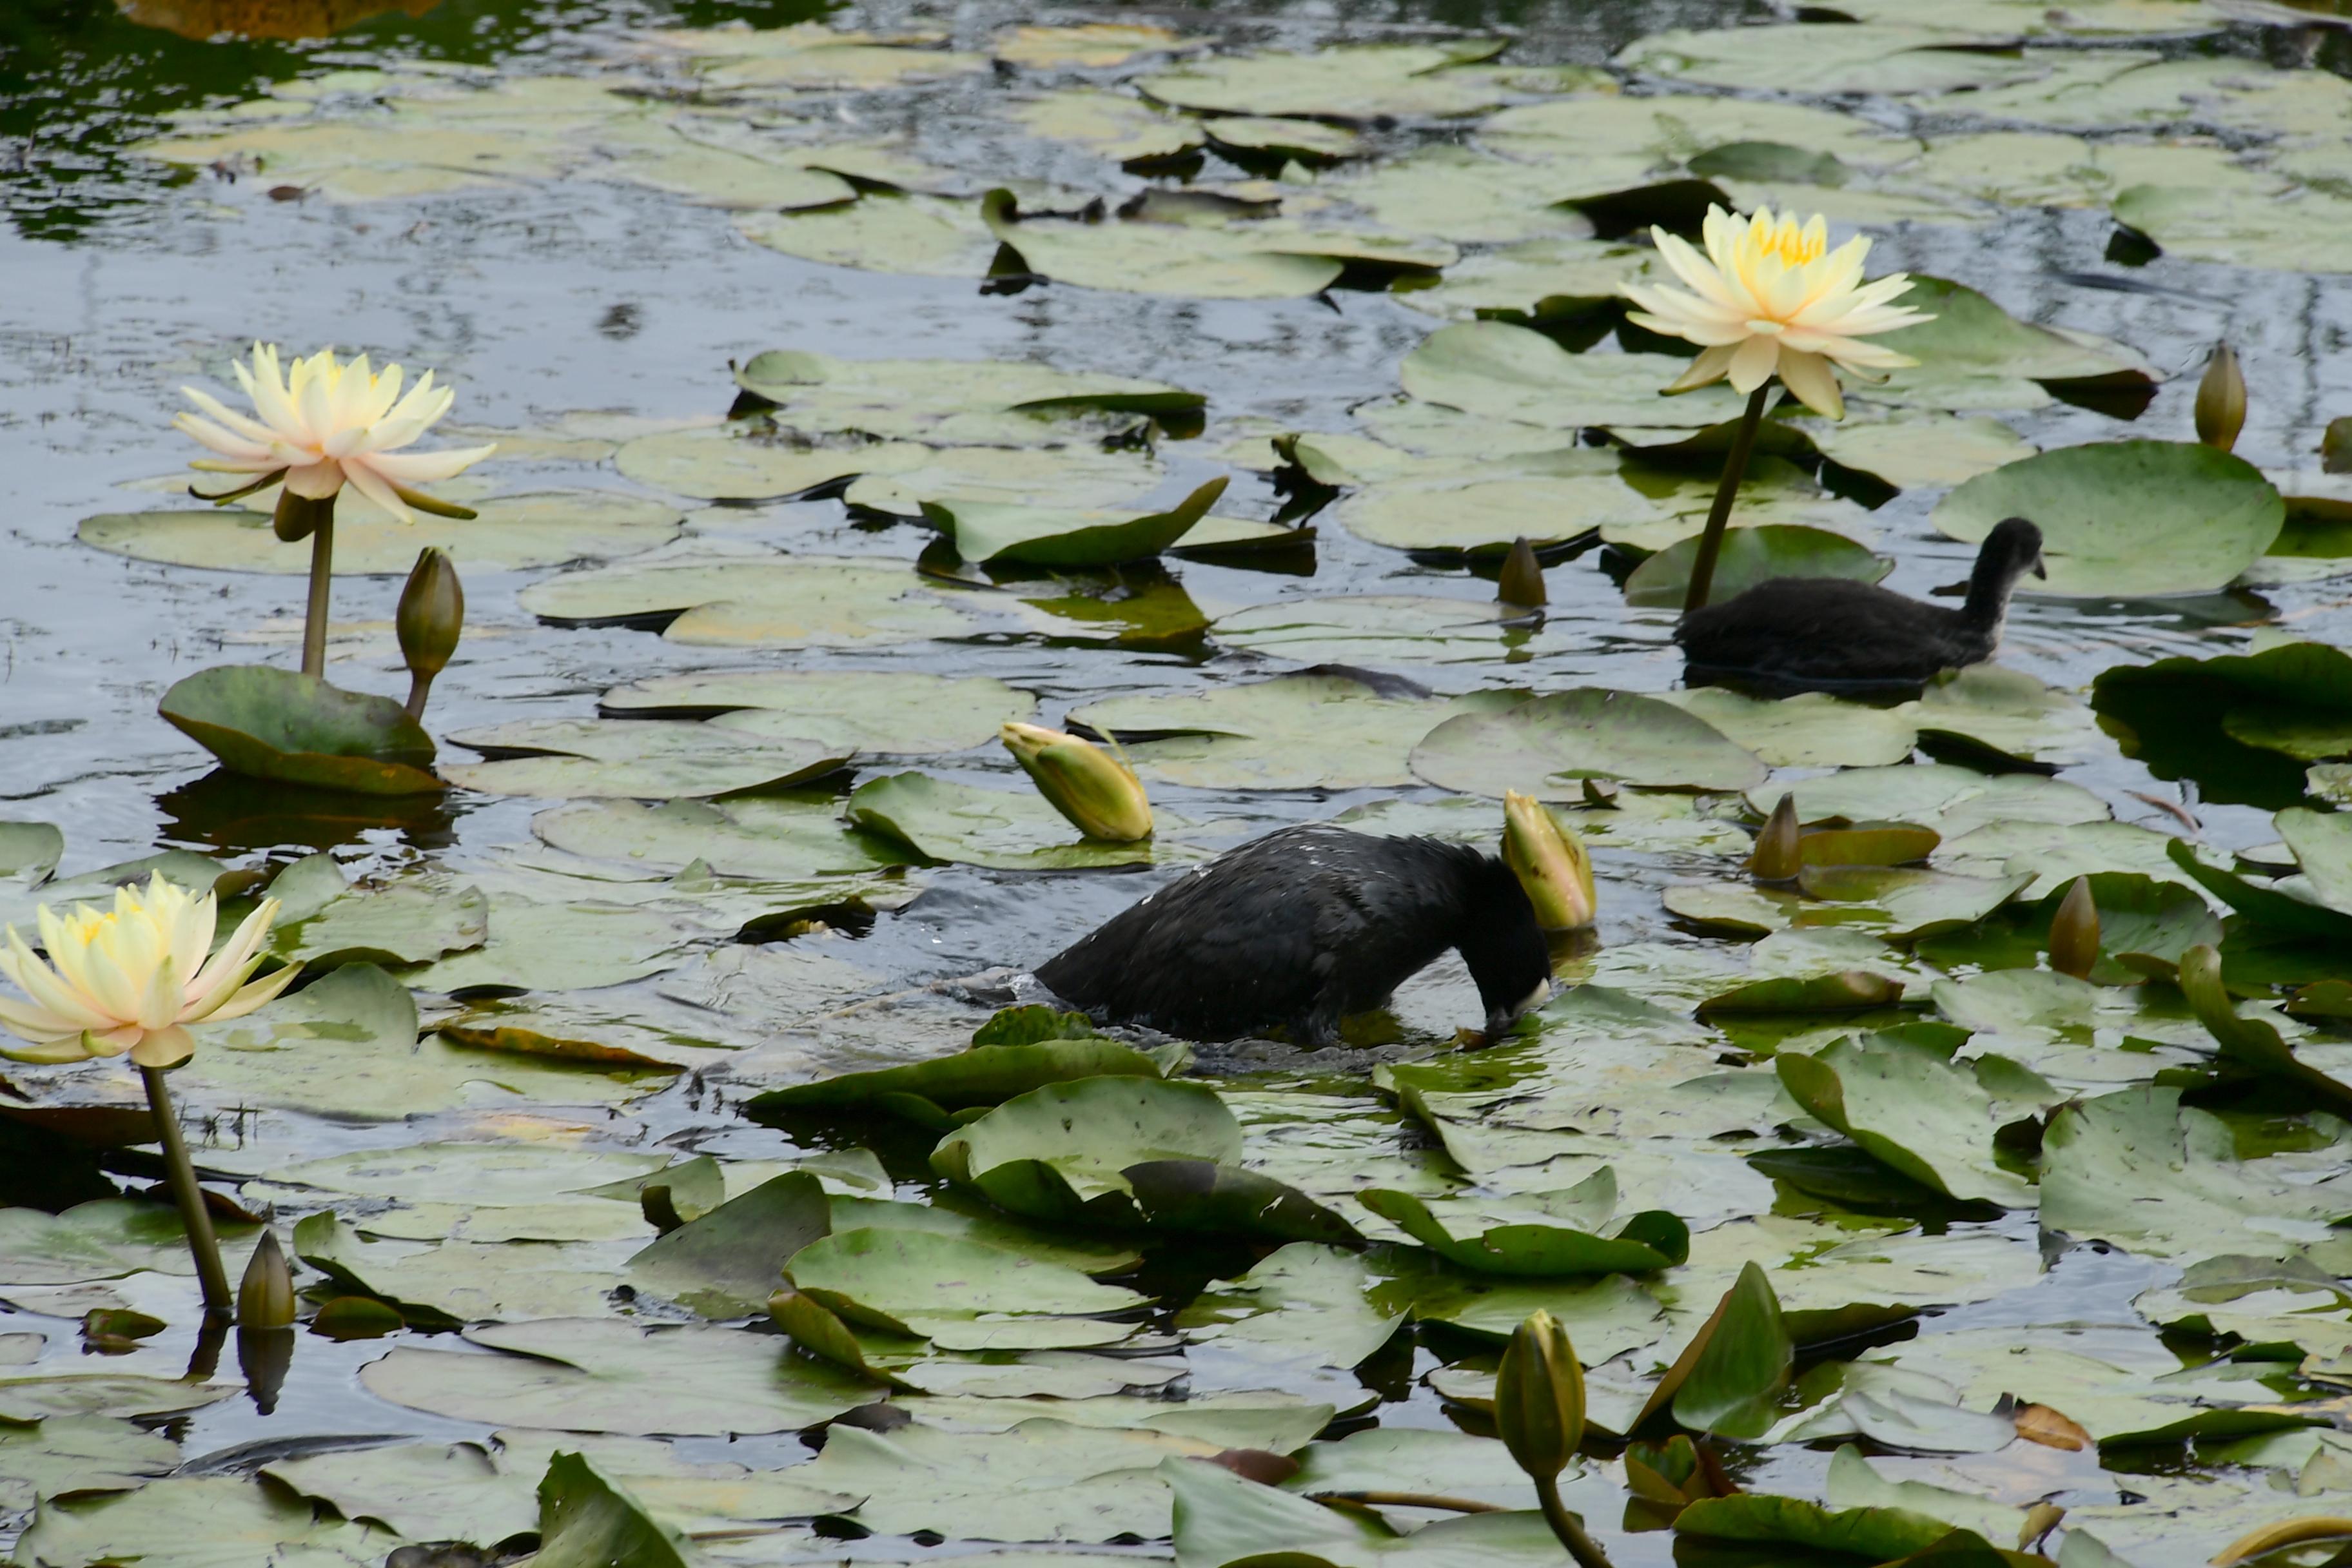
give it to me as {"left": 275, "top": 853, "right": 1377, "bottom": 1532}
{"left": 1675, "top": 517, "right": 2047, "bottom": 689}
{"left": 1034, "top": 823, "right": 1553, "bottom": 1046}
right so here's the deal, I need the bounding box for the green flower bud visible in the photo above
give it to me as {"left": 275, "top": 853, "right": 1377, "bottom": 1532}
{"left": 1495, "top": 1308, "right": 1585, "bottom": 1480}
{"left": 1749, "top": 794, "right": 1801, "bottom": 882}
{"left": 1504, "top": 790, "right": 1596, "bottom": 931}
{"left": 2048, "top": 876, "right": 2099, "bottom": 980}
{"left": 237, "top": 1228, "right": 296, "bottom": 1329}
{"left": 397, "top": 546, "right": 464, "bottom": 720}
{"left": 2195, "top": 343, "right": 2245, "bottom": 453}
{"left": 1001, "top": 722, "right": 1153, "bottom": 842}
{"left": 1498, "top": 536, "right": 1548, "bottom": 608}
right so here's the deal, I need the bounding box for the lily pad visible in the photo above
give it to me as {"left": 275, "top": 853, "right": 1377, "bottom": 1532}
{"left": 82, "top": 490, "right": 681, "bottom": 574}
{"left": 2092, "top": 640, "right": 2352, "bottom": 807}
{"left": 1358, "top": 1177, "right": 1690, "bottom": 1276}
{"left": 1068, "top": 672, "right": 1495, "bottom": 790}
{"left": 159, "top": 665, "right": 440, "bottom": 795}
{"left": 786, "top": 1227, "right": 1146, "bottom": 1349}
{"left": 847, "top": 772, "right": 1156, "bottom": 870}
{"left": 1657, "top": 689, "right": 1916, "bottom": 770}
{"left": 270, "top": 859, "right": 489, "bottom": 967}
{"left": 1616, "top": 23, "right": 2050, "bottom": 95}
{"left": 1625, "top": 525, "right": 1892, "bottom": 609}
{"left": 1752, "top": 765, "right": 2108, "bottom": 838}
{"left": 930, "top": 476, "right": 1228, "bottom": 566}
{"left": 1165, "top": 1454, "right": 1569, "bottom": 1568}
{"left": 750, "top": 1034, "right": 1183, "bottom": 1122}
{"left": 1211, "top": 594, "right": 1539, "bottom": 667}
{"left": 442, "top": 718, "right": 850, "bottom": 799}
{"left": 1776, "top": 1034, "right": 2037, "bottom": 1206}
{"left": 530, "top": 795, "right": 908, "bottom": 881}
{"left": 1935, "top": 440, "right": 2282, "bottom": 597}
{"left": 740, "top": 193, "right": 999, "bottom": 278}
{"left": 626, "top": 1171, "right": 831, "bottom": 1318}
{"left": 932, "top": 1077, "right": 1244, "bottom": 1227}
{"left": 0, "top": 1416, "right": 179, "bottom": 1513}
{"left": 601, "top": 669, "right": 1035, "bottom": 754}
{"left": 1124, "top": 1161, "right": 1366, "bottom": 1244}
{"left": 360, "top": 1317, "right": 876, "bottom": 1435}
{"left": 293, "top": 1212, "right": 630, "bottom": 1326}
{"left": 11, "top": 1476, "right": 392, "bottom": 1568}
{"left": 734, "top": 348, "right": 1202, "bottom": 446}
{"left": 1137, "top": 41, "right": 1513, "bottom": 122}
{"left": 1411, "top": 689, "right": 1767, "bottom": 796}
{"left": 519, "top": 555, "right": 984, "bottom": 648}
{"left": 1400, "top": 322, "right": 1748, "bottom": 431}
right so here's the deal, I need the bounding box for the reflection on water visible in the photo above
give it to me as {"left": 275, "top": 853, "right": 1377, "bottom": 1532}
{"left": 156, "top": 768, "right": 464, "bottom": 856}
{"left": 114, "top": 0, "right": 441, "bottom": 42}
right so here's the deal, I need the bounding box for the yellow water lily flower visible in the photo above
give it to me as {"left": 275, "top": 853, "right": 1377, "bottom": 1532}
{"left": 1623, "top": 206, "right": 1933, "bottom": 420}
{"left": 175, "top": 343, "right": 496, "bottom": 524}
{"left": 0, "top": 875, "right": 299, "bottom": 1070}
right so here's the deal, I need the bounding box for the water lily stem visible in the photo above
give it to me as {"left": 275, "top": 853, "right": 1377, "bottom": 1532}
{"left": 1534, "top": 1476, "right": 1615, "bottom": 1568}
{"left": 301, "top": 512, "right": 335, "bottom": 680}
{"left": 1308, "top": 1491, "right": 1505, "bottom": 1514}
{"left": 1681, "top": 382, "right": 1774, "bottom": 617}
{"left": 404, "top": 670, "right": 435, "bottom": 721}
{"left": 140, "top": 1065, "right": 231, "bottom": 1316}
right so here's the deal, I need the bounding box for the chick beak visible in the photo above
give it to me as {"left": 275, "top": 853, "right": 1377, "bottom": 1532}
{"left": 2031, "top": 553, "right": 2048, "bottom": 581}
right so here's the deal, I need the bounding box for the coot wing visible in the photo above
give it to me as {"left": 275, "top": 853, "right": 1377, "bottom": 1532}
{"left": 1675, "top": 577, "right": 1975, "bottom": 683}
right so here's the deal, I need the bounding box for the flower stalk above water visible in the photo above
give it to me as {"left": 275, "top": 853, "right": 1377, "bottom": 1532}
{"left": 1623, "top": 207, "right": 1932, "bottom": 612}
{"left": 1002, "top": 721, "right": 1153, "bottom": 843}
{"left": 0, "top": 876, "right": 297, "bottom": 1314}
{"left": 1496, "top": 1309, "right": 1612, "bottom": 1568}
{"left": 176, "top": 344, "right": 494, "bottom": 679}
{"left": 397, "top": 545, "right": 466, "bottom": 720}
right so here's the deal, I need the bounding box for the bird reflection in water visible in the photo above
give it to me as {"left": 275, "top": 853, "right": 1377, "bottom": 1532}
{"left": 113, "top": 0, "right": 438, "bottom": 42}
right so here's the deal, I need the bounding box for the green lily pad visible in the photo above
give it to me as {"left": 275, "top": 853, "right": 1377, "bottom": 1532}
{"left": 930, "top": 476, "right": 1228, "bottom": 565}
{"left": 0, "top": 1374, "right": 233, "bottom": 1425}
{"left": 1010, "top": 89, "right": 1204, "bottom": 167}
{"left": 1776, "top": 1034, "right": 2037, "bottom": 1206}
{"left": 2041, "top": 1085, "right": 2352, "bottom": 1260}
{"left": 1798, "top": 865, "right": 2034, "bottom": 943}
{"left": 1136, "top": 41, "right": 1512, "bottom": 121}
{"left": 2166, "top": 837, "right": 2352, "bottom": 944}
{"left": 933, "top": 1077, "right": 1244, "bottom": 1228}
{"left": 1753, "top": 765, "right": 2108, "bottom": 838}
{"left": 1202, "top": 115, "right": 1365, "bottom": 163}
{"left": 1672, "top": 1492, "right": 1957, "bottom": 1561}
{"left": 600, "top": 669, "right": 1035, "bottom": 754}
{"left": 269, "top": 857, "right": 489, "bottom": 967}
{"left": 1659, "top": 689, "right": 1917, "bottom": 771}
{"left": 0, "top": 1416, "right": 179, "bottom": 1513}
{"left": 82, "top": 490, "right": 681, "bottom": 574}
{"left": 1068, "top": 672, "right": 1498, "bottom": 790}
{"left": 1915, "top": 870, "right": 2221, "bottom": 981}
{"left": 1797, "top": 410, "right": 2039, "bottom": 491}
{"left": 530, "top": 795, "right": 908, "bottom": 881}
{"left": 1624, "top": 525, "right": 1892, "bottom": 609}
{"left": 442, "top": 718, "right": 849, "bottom": 799}
{"left": 1400, "top": 322, "right": 1747, "bottom": 430}
{"left": 2180, "top": 945, "right": 2352, "bottom": 1117}
{"left": 531, "top": 1451, "right": 700, "bottom": 1568}
{"left": 361, "top": 1317, "right": 876, "bottom": 1435}
{"left": 1671, "top": 1260, "right": 1795, "bottom": 1440}
{"left": 519, "top": 554, "right": 985, "bottom": 648}
{"left": 11, "top": 1476, "right": 391, "bottom": 1568}
{"left": 1616, "top": 23, "right": 2050, "bottom": 94}
{"left": 847, "top": 772, "right": 1162, "bottom": 870}
{"left": 0, "top": 1199, "right": 257, "bottom": 1287}
{"left": 1869, "top": 275, "right": 2155, "bottom": 411}
{"left": 626, "top": 1171, "right": 832, "bottom": 1318}
{"left": 786, "top": 1227, "right": 1146, "bottom": 1349}
{"left": 750, "top": 1034, "right": 1183, "bottom": 1124}
{"left": 1210, "top": 594, "right": 1542, "bottom": 667}
{"left": 1395, "top": 236, "right": 1651, "bottom": 324}
{"left": 1935, "top": 440, "right": 2282, "bottom": 598}
{"left": 293, "top": 1211, "right": 629, "bottom": 1325}
{"left": 1123, "top": 1161, "right": 1366, "bottom": 1244}
{"left": 2093, "top": 640, "right": 2352, "bottom": 807}
{"left": 1176, "top": 1242, "right": 1404, "bottom": 1372}
{"left": 1903, "top": 663, "right": 2099, "bottom": 769}
{"left": 159, "top": 665, "right": 440, "bottom": 795}
{"left": 0, "top": 821, "right": 63, "bottom": 884}
{"left": 1358, "top": 1176, "right": 1690, "bottom": 1277}
{"left": 738, "top": 191, "right": 998, "bottom": 277}
{"left": 2115, "top": 177, "right": 2352, "bottom": 276}
{"left": 1165, "top": 1453, "right": 1570, "bottom": 1568}
{"left": 734, "top": 347, "right": 1202, "bottom": 446}
{"left": 1411, "top": 689, "right": 1767, "bottom": 796}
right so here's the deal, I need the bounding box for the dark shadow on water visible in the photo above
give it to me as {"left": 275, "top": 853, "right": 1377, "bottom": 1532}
{"left": 157, "top": 767, "right": 463, "bottom": 856}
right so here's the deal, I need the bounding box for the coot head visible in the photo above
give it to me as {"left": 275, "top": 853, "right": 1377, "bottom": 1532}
{"left": 1983, "top": 516, "right": 2047, "bottom": 582}
{"left": 1454, "top": 853, "right": 1554, "bottom": 1034}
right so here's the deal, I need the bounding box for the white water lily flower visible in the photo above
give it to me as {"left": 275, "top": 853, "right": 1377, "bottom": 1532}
{"left": 0, "top": 876, "right": 299, "bottom": 1070}
{"left": 175, "top": 343, "right": 496, "bottom": 524}
{"left": 1623, "top": 206, "right": 1934, "bottom": 420}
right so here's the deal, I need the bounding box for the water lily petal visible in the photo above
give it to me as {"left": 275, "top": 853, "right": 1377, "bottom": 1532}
{"left": 0, "top": 991, "right": 82, "bottom": 1043}
{"left": 81, "top": 1025, "right": 140, "bottom": 1059}
{"left": 284, "top": 457, "right": 346, "bottom": 500}
{"left": 5, "top": 927, "right": 114, "bottom": 1031}
{"left": 1665, "top": 342, "right": 1740, "bottom": 394}
{"left": 130, "top": 1024, "right": 194, "bottom": 1070}
{"left": 1726, "top": 333, "right": 1781, "bottom": 394}
{"left": 341, "top": 462, "right": 414, "bottom": 526}
{"left": 360, "top": 444, "right": 498, "bottom": 486}
{"left": 1776, "top": 349, "right": 1845, "bottom": 419}
{"left": 199, "top": 959, "right": 302, "bottom": 1025}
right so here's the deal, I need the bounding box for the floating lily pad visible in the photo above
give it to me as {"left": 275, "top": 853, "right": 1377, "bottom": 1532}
{"left": 846, "top": 446, "right": 1170, "bottom": 517}
{"left": 1870, "top": 275, "right": 2155, "bottom": 411}
{"left": 625, "top": 1172, "right": 831, "bottom": 1319}
{"left": 734, "top": 348, "right": 1202, "bottom": 446}
{"left": 995, "top": 23, "right": 1185, "bottom": 68}
{"left": 530, "top": 796, "right": 909, "bottom": 881}
{"left": 1753, "top": 765, "right": 2108, "bottom": 838}
{"left": 2092, "top": 640, "right": 2352, "bottom": 808}
{"left": 160, "top": 665, "right": 440, "bottom": 795}
{"left": 983, "top": 190, "right": 1450, "bottom": 299}
{"left": 1211, "top": 594, "right": 1540, "bottom": 667}
{"left": 1068, "top": 672, "right": 1498, "bottom": 790}
{"left": 1935, "top": 440, "right": 2282, "bottom": 597}
{"left": 1011, "top": 90, "right": 1204, "bottom": 166}
{"left": 1412, "top": 689, "right": 1766, "bottom": 796}
{"left": 1202, "top": 115, "right": 1365, "bottom": 163}
{"left": 1616, "top": 23, "right": 2050, "bottom": 94}
{"left": 0, "top": 1416, "right": 179, "bottom": 1513}
{"left": 362, "top": 1317, "right": 876, "bottom": 1435}
{"left": 1359, "top": 1175, "right": 1690, "bottom": 1276}
{"left": 519, "top": 555, "right": 983, "bottom": 648}
{"left": 81, "top": 490, "right": 681, "bottom": 574}
{"left": 933, "top": 1077, "right": 1244, "bottom": 1228}
{"left": 270, "top": 858, "right": 489, "bottom": 967}
{"left": 1165, "top": 1453, "right": 1569, "bottom": 1568}
{"left": 442, "top": 718, "right": 849, "bottom": 799}
{"left": 750, "top": 1034, "right": 1182, "bottom": 1123}
{"left": 10, "top": 1476, "right": 389, "bottom": 1568}
{"left": 1400, "top": 323, "right": 1747, "bottom": 431}
{"left": 601, "top": 669, "right": 1034, "bottom": 754}
{"left": 1658, "top": 689, "right": 1916, "bottom": 770}
{"left": 293, "top": 1212, "right": 629, "bottom": 1325}
{"left": 787, "top": 1227, "right": 1147, "bottom": 1349}
{"left": 1776, "top": 1034, "right": 2036, "bottom": 1207}
{"left": 1396, "top": 236, "right": 1649, "bottom": 323}
{"left": 1137, "top": 41, "right": 1513, "bottom": 122}
{"left": 1626, "top": 526, "right": 1893, "bottom": 609}
{"left": 847, "top": 772, "right": 1155, "bottom": 870}
{"left": 930, "top": 476, "right": 1228, "bottom": 566}
{"left": 0, "top": 821, "right": 63, "bottom": 885}
{"left": 1124, "top": 1161, "right": 1365, "bottom": 1244}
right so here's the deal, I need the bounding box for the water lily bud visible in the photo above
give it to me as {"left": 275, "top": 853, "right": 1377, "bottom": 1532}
{"left": 2195, "top": 344, "right": 2246, "bottom": 452}
{"left": 1498, "top": 537, "right": 1547, "bottom": 608}
{"left": 397, "top": 546, "right": 464, "bottom": 720}
{"left": 1749, "top": 794, "right": 1801, "bottom": 881}
{"left": 1504, "top": 791, "right": 1596, "bottom": 932}
{"left": 2048, "top": 876, "right": 2099, "bottom": 979}
{"left": 1001, "top": 722, "right": 1152, "bottom": 842}
{"left": 1494, "top": 1308, "right": 1585, "bottom": 1480}
{"left": 237, "top": 1229, "right": 296, "bottom": 1329}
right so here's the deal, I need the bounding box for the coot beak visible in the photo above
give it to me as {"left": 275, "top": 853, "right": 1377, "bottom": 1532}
{"left": 2031, "top": 553, "right": 2048, "bottom": 580}
{"left": 1486, "top": 977, "right": 1552, "bottom": 1035}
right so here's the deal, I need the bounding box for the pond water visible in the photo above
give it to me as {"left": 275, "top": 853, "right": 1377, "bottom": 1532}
{"left": 5, "top": 0, "right": 2352, "bottom": 1564}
